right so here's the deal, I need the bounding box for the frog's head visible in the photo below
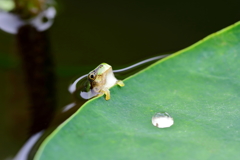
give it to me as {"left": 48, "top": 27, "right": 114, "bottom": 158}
{"left": 83, "top": 63, "right": 122, "bottom": 100}
{"left": 87, "top": 63, "right": 112, "bottom": 87}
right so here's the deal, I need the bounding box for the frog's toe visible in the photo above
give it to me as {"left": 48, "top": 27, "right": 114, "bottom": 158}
{"left": 117, "top": 80, "right": 124, "bottom": 87}
{"left": 103, "top": 89, "right": 110, "bottom": 100}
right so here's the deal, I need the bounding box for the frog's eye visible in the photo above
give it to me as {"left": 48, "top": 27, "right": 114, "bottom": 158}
{"left": 88, "top": 73, "right": 96, "bottom": 80}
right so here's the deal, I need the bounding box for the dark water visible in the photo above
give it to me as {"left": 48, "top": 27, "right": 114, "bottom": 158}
{"left": 0, "top": 0, "right": 240, "bottom": 159}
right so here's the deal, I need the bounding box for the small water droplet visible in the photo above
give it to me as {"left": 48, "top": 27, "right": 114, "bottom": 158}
{"left": 152, "top": 112, "right": 174, "bottom": 128}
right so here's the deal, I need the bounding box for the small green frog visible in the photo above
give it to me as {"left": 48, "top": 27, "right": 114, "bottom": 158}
{"left": 85, "top": 63, "right": 124, "bottom": 100}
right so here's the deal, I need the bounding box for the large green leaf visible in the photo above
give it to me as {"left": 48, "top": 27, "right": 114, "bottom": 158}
{"left": 35, "top": 21, "right": 240, "bottom": 160}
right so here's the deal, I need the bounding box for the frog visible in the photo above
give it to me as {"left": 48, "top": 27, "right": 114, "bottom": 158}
{"left": 85, "top": 63, "right": 124, "bottom": 100}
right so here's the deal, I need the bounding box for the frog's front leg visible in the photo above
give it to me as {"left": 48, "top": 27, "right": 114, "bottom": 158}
{"left": 117, "top": 80, "right": 124, "bottom": 87}
{"left": 101, "top": 88, "right": 111, "bottom": 100}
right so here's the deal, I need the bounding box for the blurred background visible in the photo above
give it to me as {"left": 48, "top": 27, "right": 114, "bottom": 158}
{"left": 0, "top": 0, "right": 240, "bottom": 159}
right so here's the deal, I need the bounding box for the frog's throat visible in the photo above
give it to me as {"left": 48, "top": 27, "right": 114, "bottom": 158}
{"left": 93, "top": 67, "right": 111, "bottom": 84}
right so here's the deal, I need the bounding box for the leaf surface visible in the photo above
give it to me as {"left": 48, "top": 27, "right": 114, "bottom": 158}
{"left": 35, "top": 22, "right": 240, "bottom": 160}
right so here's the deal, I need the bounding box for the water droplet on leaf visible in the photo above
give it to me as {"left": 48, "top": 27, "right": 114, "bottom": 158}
{"left": 152, "top": 112, "right": 174, "bottom": 128}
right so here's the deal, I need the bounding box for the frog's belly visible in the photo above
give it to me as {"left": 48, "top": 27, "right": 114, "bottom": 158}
{"left": 104, "top": 71, "right": 117, "bottom": 89}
